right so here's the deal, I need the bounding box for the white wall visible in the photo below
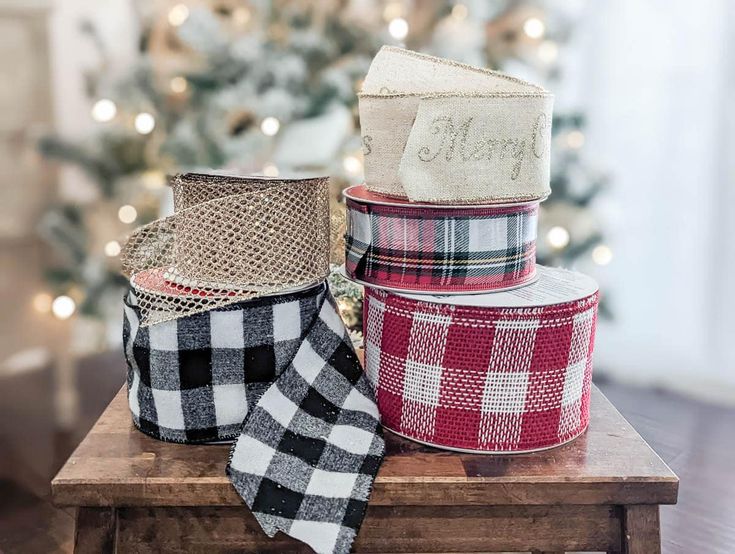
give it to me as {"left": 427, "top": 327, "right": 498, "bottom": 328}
{"left": 575, "top": 0, "right": 735, "bottom": 401}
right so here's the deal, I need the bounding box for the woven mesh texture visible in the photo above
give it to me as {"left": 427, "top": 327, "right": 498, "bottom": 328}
{"left": 345, "top": 196, "right": 538, "bottom": 293}
{"left": 122, "top": 173, "right": 330, "bottom": 326}
{"left": 363, "top": 287, "right": 599, "bottom": 453}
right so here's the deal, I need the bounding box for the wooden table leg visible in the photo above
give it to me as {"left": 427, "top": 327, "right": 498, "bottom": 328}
{"left": 74, "top": 507, "right": 116, "bottom": 553}
{"left": 622, "top": 505, "right": 661, "bottom": 554}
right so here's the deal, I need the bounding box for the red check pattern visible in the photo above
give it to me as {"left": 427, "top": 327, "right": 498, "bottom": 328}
{"left": 363, "top": 287, "right": 599, "bottom": 453}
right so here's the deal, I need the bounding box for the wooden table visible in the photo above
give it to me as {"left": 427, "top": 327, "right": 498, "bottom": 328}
{"left": 52, "top": 385, "right": 678, "bottom": 553}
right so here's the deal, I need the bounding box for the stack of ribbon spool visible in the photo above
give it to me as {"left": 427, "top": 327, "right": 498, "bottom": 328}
{"left": 121, "top": 173, "right": 385, "bottom": 554}
{"left": 346, "top": 46, "right": 600, "bottom": 454}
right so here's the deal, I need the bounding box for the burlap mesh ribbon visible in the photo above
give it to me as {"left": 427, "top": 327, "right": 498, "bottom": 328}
{"left": 359, "top": 46, "right": 554, "bottom": 204}
{"left": 122, "top": 173, "right": 330, "bottom": 326}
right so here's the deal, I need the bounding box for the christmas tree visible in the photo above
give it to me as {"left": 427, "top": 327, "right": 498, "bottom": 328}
{"left": 38, "top": 0, "right": 611, "bottom": 342}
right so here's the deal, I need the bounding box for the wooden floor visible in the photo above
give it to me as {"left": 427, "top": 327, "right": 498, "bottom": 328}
{"left": 0, "top": 353, "right": 733, "bottom": 553}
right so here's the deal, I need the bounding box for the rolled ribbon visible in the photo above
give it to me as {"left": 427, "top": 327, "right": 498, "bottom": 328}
{"left": 344, "top": 184, "right": 538, "bottom": 294}
{"left": 122, "top": 173, "right": 331, "bottom": 326}
{"left": 359, "top": 46, "right": 553, "bottom": 204}
{"left": 123, "top": 280, "right": 384, "bottom": 554}
{"left": 363, "top": 266, "right": 598, "bottom": 453}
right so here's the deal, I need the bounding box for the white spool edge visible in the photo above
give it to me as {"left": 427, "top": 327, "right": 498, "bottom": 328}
{"left": 347, "top": 271, "right": 540, "bottom": 296}
{"left": 395, "top": 266, "right": 599, "bottom": 308}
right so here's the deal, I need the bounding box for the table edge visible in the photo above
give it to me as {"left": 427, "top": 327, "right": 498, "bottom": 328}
{"left": 51, "top": 383, "right": 680, "bottom": 508}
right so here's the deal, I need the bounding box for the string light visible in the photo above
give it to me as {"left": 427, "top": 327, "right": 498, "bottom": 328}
{"left": 32, "top": 293, "right": 53, "bottom": 314}
{"left": 170, "top": 76, "right": 188, "bottom": 94}
{"left": 232, "top": 6, "right": 251, "bottom": 26}
{"left": 547, "top": 226, "right": 570, "bottom": 249}
{"left": 336, "top": 298, "right": 351, "bottom": 318}
{"left": 537, "top": 40, "right": 558, "bottom": 64}
{"left": 263, "top": 163, "right": 279, "bottom": 177}
{"left": 592, "top": 244, "right": 613, "bottom": 266}
{"left": 168, "top": 4, "right": 190, "bottom": 27}
{"left": 523, "top": 17, "right": 545, "bottom": 39}
{"left": 388, "top": 18, "right": 409, "bottom": 40}
{"left": 51, "top": 295, "right": 76, "bottom": 320}
{"left": 566, "top": 130, "right": 585, "bottom": 149}
{"left": 343, "top": 155, "right": 363, "bottom": 175}
{"left": 104, "top": 240, "right": 121, "bottom": 257}
{"left": 451, "top": 3, "right": 469, "bottom": 21}
{"left": 91, "top": 99, "right": 117, "bottom": 122}
{"left": 141, "top": 170, "right": 166, "bottom": 190}
{"left": 134, "top": 112, "right": 155, "bottom": 135}
{"left": 118, "top": 205, "right": 138, "bottom": 224}
{"left": 260, "top": 116, "right": 281, "bottom": 136}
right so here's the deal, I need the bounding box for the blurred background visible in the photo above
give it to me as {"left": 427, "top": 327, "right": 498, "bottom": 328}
{"left": 1, "top": 0, "right": 734, "bottom": 552}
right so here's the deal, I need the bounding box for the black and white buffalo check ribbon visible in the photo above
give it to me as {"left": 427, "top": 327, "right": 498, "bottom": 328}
{"left": 123, "top": 282, "right": 384, "bottom": 553}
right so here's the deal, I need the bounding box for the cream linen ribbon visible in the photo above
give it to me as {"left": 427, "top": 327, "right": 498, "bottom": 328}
{"left": 359, "top": 46, "right": 554, "bottom": 204}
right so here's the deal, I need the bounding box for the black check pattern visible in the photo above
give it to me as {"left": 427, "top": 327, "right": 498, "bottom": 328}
{"left": 123, "top": 283, "right": 384, "bottom": 553}
{"left": 226, "top": 292, "right": 384, "bottom": 554}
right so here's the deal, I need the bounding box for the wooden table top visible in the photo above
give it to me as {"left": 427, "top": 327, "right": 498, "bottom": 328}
{"left": 52, "top": 384, "right": 678, "bottom": 508}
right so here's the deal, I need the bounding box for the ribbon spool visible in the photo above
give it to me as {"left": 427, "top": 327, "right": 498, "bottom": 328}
{"left": 123, "top": 278, "right": 384, "bottom": 554}
{"left": 359, "top": 46, "right": 553, "bottom": 204}
{"left": 363, "top": 266, "right": 599, "bottom": 454}
{"left": 121, "top": 173, "right": 331, "bottom": 326}
{"left": 123, "top": 283, "right": 328, "bottom": 443}
{"left": 345, "top": 184, "right": 539, "bottom": 294}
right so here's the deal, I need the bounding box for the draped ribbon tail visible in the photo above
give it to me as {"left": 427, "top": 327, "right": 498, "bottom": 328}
{"left": 227, "top": 292, "right": 385, "bottom": 554}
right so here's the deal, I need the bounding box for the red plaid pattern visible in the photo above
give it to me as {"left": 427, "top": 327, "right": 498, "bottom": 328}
{"left": 363, "top": 287, "right": 599, "bottom": 453}
{"left": 345, "top": 194, "right": 538, "bottom": 294}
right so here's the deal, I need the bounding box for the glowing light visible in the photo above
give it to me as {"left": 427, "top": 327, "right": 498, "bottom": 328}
{"left": 232, "top": 6, "right": 251, "bottom": 26}
{"left": 566, "top": 130, "right": 585, "bottom": 149}
{"left": 547, "top": 226, "right": 570, "bottom": 249}
{"left": 141, "top": 170, "right": 166, "bottom": 189}
{"left": 537, "top": 40, "right": 558, "bottom": 63}
{"left": 343, "top": 155, "right": 363, "bottom": 175}
{"left": 262, "top": 163, "right": 279, "bottom": 177}
{"left": 592, "top": 244, "right": 613, "bottom": 265}
{"left": 51, "top": 295, "right": 76, "bottom": 320}
{"left": 451, "top": 4, "right": 469, "bottom": 21}
{"left": 168, "top": 4, "right": 190, "bottom": 27}
{"left": 523, "top": 17, "right": 545, "bottom": 39}
{"left": 91, "top": 99, "right": 117, "bottom": 122}
{"left": 260, "top": 116, "right": 281, "bottom": 136}
{"left": 336, "top": 298, "right": 351, "bottom": 317}
{"left": 104, "top": 240, "right": 121, "bottom": 257}
{"left": 134, "top": 112, "right": 155, "bottom": 135}
{"left": 118, "top": 205, "right": 138, "bottom": 224}
{"left": 388, "top": 18, "right": 409, "bottom": 40}
{"left": 32, "top": 293, "right": 53, "bottom": 313}
{"left": 170, "top": 76, "right": 188, "bottom": 93}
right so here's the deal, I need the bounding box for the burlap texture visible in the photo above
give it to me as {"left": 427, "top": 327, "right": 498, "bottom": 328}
{"left": 359, "top": 46, "right": 553, "bottom": 203}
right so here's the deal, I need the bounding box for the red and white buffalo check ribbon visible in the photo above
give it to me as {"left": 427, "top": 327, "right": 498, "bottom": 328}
{"left": 363, "top": 267, "right": 599, "bottom": 453}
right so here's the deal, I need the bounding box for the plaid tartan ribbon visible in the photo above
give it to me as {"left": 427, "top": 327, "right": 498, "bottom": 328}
{"left": 345, "top": 191, "right": 538, "bottom": 293}
{"left": 363, "top": 271, "right": 598, "bottom": 453}
{"left": 123, "top": 282, "right": 384, "bottom": 554}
